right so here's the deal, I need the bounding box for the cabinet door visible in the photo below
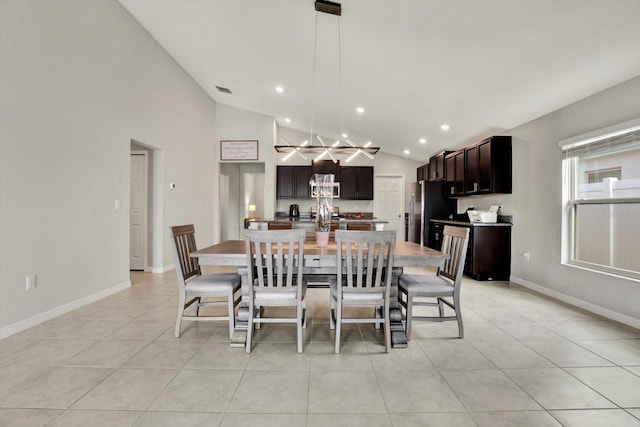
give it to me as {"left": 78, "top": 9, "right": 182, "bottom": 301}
{"left": 454, "top": 151, "right": 465, "bottom": 196}
{"left": 428, "top": 156, "right": 437, "bottom": 181}
{"left": 478, "top": 140, "right": 492, "bottom": 193}
{"left": 465, "top": 145, "right": 479, "bottom": 194}
{"left": 294, "top": 166, "right": 311, "bottom": 198}
{"left": 445, "top": 154, "right": 456, "bottom": 197}
{"left": 276, "top": 166, "right": 295, "bottom": 199}
{"left": 357, "top": 167, "right": 374, "bottom": 200}
{"left": 340, "top": 167, "right": 358, "bottom": 199}
{"left": 435, "top": 154, "right": 446, "bottom": 180}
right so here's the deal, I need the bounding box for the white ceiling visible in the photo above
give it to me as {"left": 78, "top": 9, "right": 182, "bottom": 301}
{"left": 119, "top": 0, "right": 640, "bottom": 162}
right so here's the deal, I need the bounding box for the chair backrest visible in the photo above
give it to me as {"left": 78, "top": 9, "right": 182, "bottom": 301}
{"left": 335, "top": 230, "right": 396, "bottom": 292}
{"left": 346, "top": 223, "right": 371, "bottom": 231}
{"left": 170, "top": 224, "right": 201, "bottom": 286}
{"left": 438, "top": 226, "right": 470, "bottom": 285}
{"left": 267, "top": 221, "right": 293, "bottom": 230}
{"left": 245, "top": 229, "right": 305, "bottom": 290}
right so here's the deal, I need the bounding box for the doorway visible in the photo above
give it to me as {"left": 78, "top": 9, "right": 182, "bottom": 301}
{"left": 130, "top": 151, "right": 148, "bottom": 271}
{"left": 219, "top": 163, "right": 265, "bottom": 241}
{"left": 374, "top": 174, "right": 405, "bottom": 241}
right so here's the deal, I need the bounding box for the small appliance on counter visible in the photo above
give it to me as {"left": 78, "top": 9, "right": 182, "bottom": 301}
{"left": 289, "top": 204, "right": 300, "bottom": 218}
{"left": 467, "top": 205, "right": 500, "bottom": 223}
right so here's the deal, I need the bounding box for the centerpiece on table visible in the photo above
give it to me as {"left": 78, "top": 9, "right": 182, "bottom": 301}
{"left": 311, "top": 173, "right": 335, "bottom": 247}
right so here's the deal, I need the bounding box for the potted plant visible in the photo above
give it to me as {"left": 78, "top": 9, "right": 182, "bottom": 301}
{"left": 315, "top": 211, "right": 330, "bottom": 247}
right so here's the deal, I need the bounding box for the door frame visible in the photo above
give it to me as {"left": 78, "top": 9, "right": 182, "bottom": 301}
{"left": 373, "top": 173, "right": 406, "bottom": 242}
{"left": 130, "top": 150, "right": 148, "bottom": 271}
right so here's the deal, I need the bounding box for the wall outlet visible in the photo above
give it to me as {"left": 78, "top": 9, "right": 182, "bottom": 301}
{"left": 523, "top": 252, "right": 531, "bottom": 262}
{"left": 26, "top": 274, "right": 37, "bottom": 290}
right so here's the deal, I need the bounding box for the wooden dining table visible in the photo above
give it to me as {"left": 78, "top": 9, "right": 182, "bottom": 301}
{"left": 192, "top": 233, "right": 448, "bottom": 348}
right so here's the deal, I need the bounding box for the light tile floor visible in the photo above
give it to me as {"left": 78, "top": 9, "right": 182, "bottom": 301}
{"left": 1, "top": 268, "right": 639, "bottom": 426}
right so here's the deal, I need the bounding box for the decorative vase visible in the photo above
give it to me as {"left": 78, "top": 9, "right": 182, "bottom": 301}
{"left": 315, "top": 231, "right": 330, "bottom": 248}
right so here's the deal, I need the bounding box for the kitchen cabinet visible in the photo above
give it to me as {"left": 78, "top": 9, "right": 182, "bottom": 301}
{"left": 276, "top": 165, "right": 311, "bottom": 199}
{"left": 311, "top": 159, "right": 341, "bottom": 181}
{"left": 429, "top": 220, "right": 512, "bottom": 281}
{"left": 464, "top": 136, "right": 512, "bottom": 195}
{"left": 444, "top": 150, "right": 465, "bottom": 197}
{"left": 340, "top": 166, "right": 374, "bottom": 200}
{"left": 416, "top": 164, "right": 429, "bottom": 182}
{"left": 428, "top": 150, "right": 452, "bottom": 181}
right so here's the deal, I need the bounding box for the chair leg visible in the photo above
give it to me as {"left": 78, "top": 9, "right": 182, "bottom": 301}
{"left": 194, "top": 297, "right": 201, "bottom": 317}
{"left": 227, "top": 291, "right": 236, "bottom": 340}
{"left": 384, "top": 303, "right": 391, "bottom": 353}
{"left": 438, "top": 297, "right": 445, "bottom": 318}
{"left": 405, "top": 294, "right": 414, "bottom": 341}
{"left": 329, "top": 295, "right": 336, "bottom": 330}
{"left": 246, "top": 303, "right": 254, "bottom": 353}
{"left": 175, "top": 293, "right": 186, "bottom": 338}
{"left": 334, "top": 300, "right": 342, "bottom": 354}
{"left": 297, "top": 304, "right": 303, "bottom": 353}
{"left": 374, "top": 306, "right": 381, "bottom": 330}
{"left": 455, "top": 303, "right": 464, "bottom": 339}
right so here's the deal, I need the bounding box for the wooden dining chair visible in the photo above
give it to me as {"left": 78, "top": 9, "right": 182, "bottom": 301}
{"left": 170, "top": 225, "right": 241, "bottom": 339}
{"left": 244, "top": 229, "right": 306, "bottom": 353}
{"left": 267, "top": 221, "right": 293, "bottom": 230}
{"left": 398, "top": 225, "right": 470, "bottom": 340}
{"left": 346, "top": 223, "right": 371, "bottom": 231}
{"left": 330, "top": 230, "right": 396, "bottom": 353}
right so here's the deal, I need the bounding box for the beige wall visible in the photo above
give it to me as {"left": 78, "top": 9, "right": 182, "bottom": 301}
{"left": 0, "top": 0, "right": 218, "bottom": 335}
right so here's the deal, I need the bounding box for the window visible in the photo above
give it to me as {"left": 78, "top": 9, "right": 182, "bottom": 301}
{"left": 586, "top": 167, "right": 621, "bottom": 184}
{"left": 560, "top": 118, "right": 640, "bottom": 280}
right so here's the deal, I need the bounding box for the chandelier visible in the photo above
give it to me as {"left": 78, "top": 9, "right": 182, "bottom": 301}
{"left": 275, "top": 0, "right": 379, "bottom": 163}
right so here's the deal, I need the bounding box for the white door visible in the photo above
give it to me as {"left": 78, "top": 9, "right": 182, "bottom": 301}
{"left": 374, "top": 174, "right": 405, "bottom": 241}
{"left": 130, "top": 152, "right": 147, "bottom": 270}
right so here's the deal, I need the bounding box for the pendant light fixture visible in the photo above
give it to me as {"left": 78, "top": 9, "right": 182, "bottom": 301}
{"left": 275, "top": 0, "right": 379, "bottom": 162}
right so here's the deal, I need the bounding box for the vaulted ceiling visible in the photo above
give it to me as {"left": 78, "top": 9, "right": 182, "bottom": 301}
{"left": 119, "top": 0, "right": 640, "bottom": 162}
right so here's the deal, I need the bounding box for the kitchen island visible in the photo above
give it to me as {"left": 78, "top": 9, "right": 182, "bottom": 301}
{"left": 244, "top": 217, "right": 388, "bottom": 231}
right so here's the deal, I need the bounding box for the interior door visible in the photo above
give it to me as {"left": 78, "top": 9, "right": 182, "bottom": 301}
{"left": 374, "top": 174, "right": 404, "bottom": 241}
{"left": 130, "top": 152, "right": 147, "bottom": 271}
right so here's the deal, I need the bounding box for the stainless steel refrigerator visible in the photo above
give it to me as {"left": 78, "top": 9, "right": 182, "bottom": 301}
{"left": 408, "top": 180, "right": 457, "bottom": 246}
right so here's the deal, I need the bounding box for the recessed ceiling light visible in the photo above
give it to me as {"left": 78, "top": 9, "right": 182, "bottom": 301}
{"left": 404, "top": 149, "right": 410, "bottom": 155}
{"left": 356, "top": 107, "right": 365, "bottom": 114}
{"left": 275, "top": 86, "right": 284, "bottom": 93}
{"left": 285, "top": 117, "right": 291, "bottom": 123}
{"left": 440, "top": 123, "right": 450, "bottom": 131}
{"left": 419, "top": 138, "right": 427, "bottom": 144}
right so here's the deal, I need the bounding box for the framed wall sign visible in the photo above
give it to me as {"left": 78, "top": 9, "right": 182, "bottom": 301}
{"left": 220, "top": 140, "right": 259, "bottom": 161}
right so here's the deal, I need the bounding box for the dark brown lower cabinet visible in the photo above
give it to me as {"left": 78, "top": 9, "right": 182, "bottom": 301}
{"left": 429, "top": 221, "right": 511, "bottom": 281}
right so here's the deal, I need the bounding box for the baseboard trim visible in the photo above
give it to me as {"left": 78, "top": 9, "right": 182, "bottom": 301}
{"left": 0, "top": 280, "right": 131, "bottom": 339}
{"left": 151, "top": 264, "right": 174, "bottom": 274}
{"left": 510, "top": 275, "right": 640, "bottom": 329}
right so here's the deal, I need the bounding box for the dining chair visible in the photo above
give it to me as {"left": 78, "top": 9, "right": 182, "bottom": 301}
{"left": 170, "top": 224, "right": 241, "bottom": 339}
{"left": 346, "top": 223, "right": 371, "bottom": 231}
{"left": 330, "top": 230, "right": 396, "bottom": 353}
{"left": 244, "top": 229, "right": 306, "bottom": 353}
{"left": 267, "top": 221, "right": 293, "bottom": 230}
{"left": 398, "top": 225, "right": 470, "bottom": 340}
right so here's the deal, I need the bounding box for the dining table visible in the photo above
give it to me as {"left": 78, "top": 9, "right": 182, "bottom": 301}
{"left": 192, "top": 232, "right": 448, "bottom": 348}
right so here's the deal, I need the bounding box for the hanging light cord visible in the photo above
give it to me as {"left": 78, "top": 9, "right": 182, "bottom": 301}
{"left": 309, "top": 13, "right": 319, "bottom": 147}
{"left": 338, "top": 14, "right": 344, "bottom": 144}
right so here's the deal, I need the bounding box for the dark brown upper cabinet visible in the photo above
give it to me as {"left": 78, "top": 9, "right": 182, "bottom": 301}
{"left": 276, "top": 165, "right": 311, "bottom": 199}
{"left": 416, "top": 164, "right": 429, "bottom": 182}
{"left": 444, "top": 150, "right": 465, "bottom": 197}
{"left": 428, "top": 150, "right": 452, "bottom": 181}
{"left": 340, "top": 166, "right": 374, "bottom": 200}
{"left": 465, "top": 136, "right": 512, "bottom": 195}
{"left": 311, "top": 159, "right": 341, "bottom": 181}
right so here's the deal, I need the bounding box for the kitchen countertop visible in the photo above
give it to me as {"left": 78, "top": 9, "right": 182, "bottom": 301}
{"left": 247, "top": 217, "right": 388, "bottom": 224}
{"left": 430, "top": 219, "right": 512, "bottom": 227}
